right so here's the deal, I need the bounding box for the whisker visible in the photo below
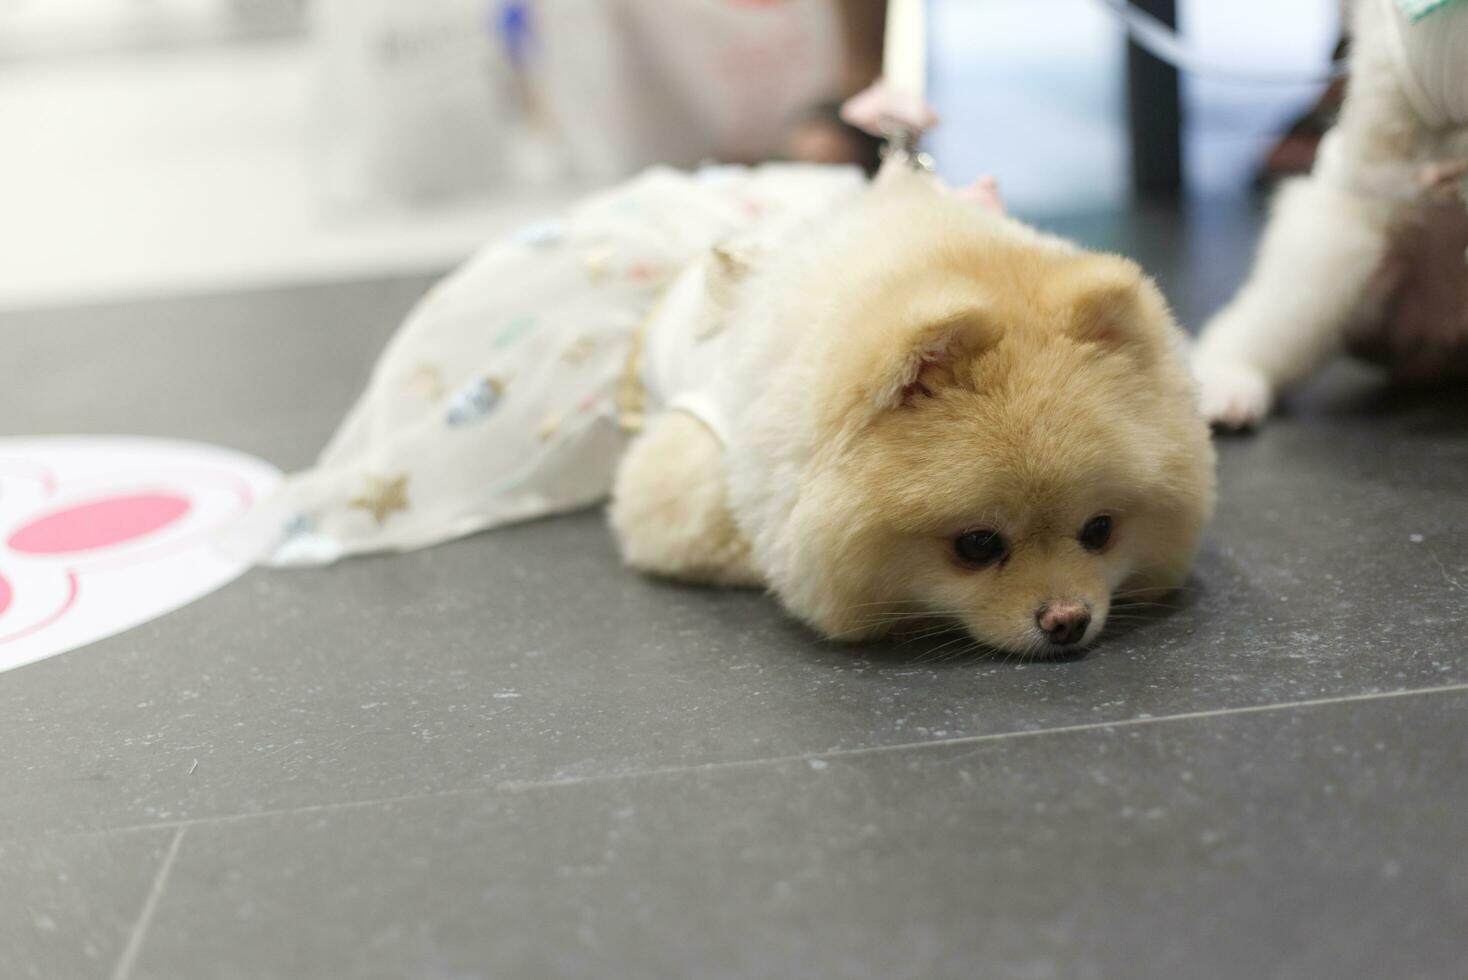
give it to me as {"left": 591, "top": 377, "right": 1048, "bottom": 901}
{"left": 932, "top": 643, "right": 981, "bottom": 665}
{"left": 840, "top": 610, "right": 941, "bottom": 627}
{"left": 837, "top": 598, "right": 935, "bottom": 612}
{"left": 912, "top": 631, "right": 975, "bottom": 665}
{"left": 1112, "top": 585, "right": 1197, "bottom": 599}
{"left": 898, "top": 620, "right": 964, "bottom": 641}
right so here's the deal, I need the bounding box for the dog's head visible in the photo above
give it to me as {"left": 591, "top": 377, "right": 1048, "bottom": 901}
{"left": 776, "top": 240, "right": 1215, "bottom": 656}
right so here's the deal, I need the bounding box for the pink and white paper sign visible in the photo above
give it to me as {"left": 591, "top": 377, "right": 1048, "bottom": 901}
{"left": 0, "top": 437, "right": 281, "bottom": 673}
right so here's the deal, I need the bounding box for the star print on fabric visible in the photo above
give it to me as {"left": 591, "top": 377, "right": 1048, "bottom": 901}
{"left": 350, "top": 475, "right": 409, "bottom": 526}
{"left": 561, "top": 336, "right": 598, "bottom": 365}
{"left": 582, "top": 245, "right": 615, "bottom": 283}
{"left": 411, "top": 364, "right": 446, "bottom": 400}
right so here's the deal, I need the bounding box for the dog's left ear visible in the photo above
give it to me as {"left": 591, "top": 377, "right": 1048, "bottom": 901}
{"left": 1055, "top": 255, "right": 1169, "bottom": 357}
{"left": 707, "top": 242, "right": 754, "bottom": 306}
{"left": 695, "top": 242, "right": 756, "bottom": 334}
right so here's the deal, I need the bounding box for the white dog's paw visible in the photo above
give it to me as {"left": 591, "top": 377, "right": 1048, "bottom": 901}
{"left": 1193, "top": 356, "right": 1273, "bottom": 430}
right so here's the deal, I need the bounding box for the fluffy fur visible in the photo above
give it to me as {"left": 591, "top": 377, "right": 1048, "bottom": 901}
{"left": 610, "top": 169, "right": 1216, "bottom": 656}
{"left": 1193, "top": 0, "right": 1468, "bottom": 428}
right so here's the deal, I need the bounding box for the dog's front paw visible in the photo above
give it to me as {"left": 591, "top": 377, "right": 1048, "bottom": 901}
{"left": 1193, "top": 355, "right": 1273, "bottom": 430}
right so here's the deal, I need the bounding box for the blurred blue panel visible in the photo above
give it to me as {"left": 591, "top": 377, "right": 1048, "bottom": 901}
{"left": 928, "top": 0, "right": 1341, "bottom": 212}
{"left": 928, "top": 0, "right": 1127, "bottom": 215}
{"left": 1180, "top": 0, "right": 1340, "bottom": 199}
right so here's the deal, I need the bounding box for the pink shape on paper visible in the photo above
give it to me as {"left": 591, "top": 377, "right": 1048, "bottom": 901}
{"left": 0, "top": 572, "right": 78, "bottom": 646}
{"left": 0, "top": 437, "right": 282, "bottom": 674}
{"left": 8, "top": 493, "right": 191, "bottom": 556}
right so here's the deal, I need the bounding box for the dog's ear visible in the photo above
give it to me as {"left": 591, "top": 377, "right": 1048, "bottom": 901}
{"left": 696, "top": 241, "right": 759, "bottom": 338}
{"left": 707, "top": 242, "right": 754, "bottom": 304}
{"left": 820, "top": 276, "right": 1001, "bottom": 427}
{"left": 1054, "top": 254, "right": 1169, "bottom": 356}
{"left": 875, "top": 295, "right": 1002, "bottom": 410}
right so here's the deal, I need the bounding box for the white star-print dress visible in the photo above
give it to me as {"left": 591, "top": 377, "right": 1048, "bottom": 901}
{"left": 233, "top": 164, "right": 866, "bottom": 565}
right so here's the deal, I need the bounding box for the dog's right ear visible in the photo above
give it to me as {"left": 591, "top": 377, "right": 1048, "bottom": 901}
{"left": 863, "top": 283, "right": 1004, "bottom": 410}
{"left": 820, "top": 276, "right": 1001, "bottom": 431}
{"left": 877, "top": 303, "right": 1001, "bottom": 409}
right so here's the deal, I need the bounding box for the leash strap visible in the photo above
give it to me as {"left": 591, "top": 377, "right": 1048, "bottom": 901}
{"left": 1094, "top": 0, "right": 1348, "bottom": 85}
{"left": 879, "top": 0, "right": 935, "bottom": 171}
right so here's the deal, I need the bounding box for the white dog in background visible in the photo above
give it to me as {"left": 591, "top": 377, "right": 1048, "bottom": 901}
{"left": 1193, "top": 0, "right": 1468, "bottom": 428}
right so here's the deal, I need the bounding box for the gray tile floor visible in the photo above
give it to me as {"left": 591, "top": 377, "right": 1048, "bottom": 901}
{"left": 3, "top": 203, "right": 1466, "bottom": 979}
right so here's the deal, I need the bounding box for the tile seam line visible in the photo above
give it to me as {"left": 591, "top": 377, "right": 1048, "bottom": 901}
{"left": 10, "top": 681, "right": 1467, "bottom": 845}
{"left": 109, "top": 823, "right": 186, "bottom": 980}
{"left": 496, "top": 680, "right": 1468, "bottom": 791}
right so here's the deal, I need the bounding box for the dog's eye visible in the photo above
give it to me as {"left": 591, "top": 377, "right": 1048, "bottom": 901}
{"left": 953, "top": 529, "right": 1007, "bottom": 568}
{"left": 1079, "top": 514, "right": 1113, "bottom": 551}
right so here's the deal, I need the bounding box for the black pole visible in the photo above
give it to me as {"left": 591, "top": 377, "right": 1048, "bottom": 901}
{"left": 1126, "top": 0, "right": 1183, "bottom": 198}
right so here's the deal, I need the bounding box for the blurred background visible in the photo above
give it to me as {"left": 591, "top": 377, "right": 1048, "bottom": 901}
{"left": 0, "top": 0, "right": 1341, "bottom": 310}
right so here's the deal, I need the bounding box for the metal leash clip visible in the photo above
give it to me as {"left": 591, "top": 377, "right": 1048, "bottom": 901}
{"left": 880, "top": 124, "right": 935, "bottom": 173}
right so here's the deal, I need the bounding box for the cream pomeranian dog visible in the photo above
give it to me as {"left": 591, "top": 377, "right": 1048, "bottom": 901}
{"left": 611, "top": 167, "right": 1216, "bottom": 656}
{"left": 246, "top": 129, "right": 1213, "bottom": 656}
{"left": 1194, "top": 0, "right": 1468, "bottom": 428}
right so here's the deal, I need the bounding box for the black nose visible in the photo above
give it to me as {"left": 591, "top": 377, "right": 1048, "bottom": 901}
{"left": 1036, "top": 601, "right": 1091, "bottom": 646}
